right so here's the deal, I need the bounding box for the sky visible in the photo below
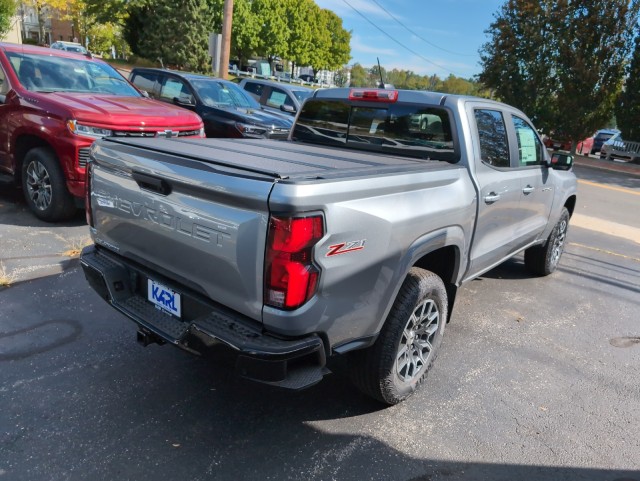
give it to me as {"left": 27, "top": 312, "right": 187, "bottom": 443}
{"left": 313, "top": 0, "right": 504, "bottom": 79}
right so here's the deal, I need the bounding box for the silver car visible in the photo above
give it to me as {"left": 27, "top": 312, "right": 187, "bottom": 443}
{"left": 600, "top": 133, "right": 640, "bottom": 162}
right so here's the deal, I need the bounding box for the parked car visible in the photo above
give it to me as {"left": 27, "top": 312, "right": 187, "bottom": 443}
{"left": 543, "top": 131, "right": 572, "bottom": 151}
{"left": 599, "top": 133, "right": 640, "bottom": 162}
{"left": 237, "top": 78, "right": 313, "bottom": 116}
{"left": 0, "top": 43, "right": 204, "bottom": 221}
{"left": 129, "top": 68, "right": 292, "bottom": 139}
{"left": 297, "top": 74, "right": 315, "bottom": 83}
{"left": 50, "top": 41, "right": 88, "bottom": 55}
{"left": 577, "top": 129, "right": 619, "bottom": 156}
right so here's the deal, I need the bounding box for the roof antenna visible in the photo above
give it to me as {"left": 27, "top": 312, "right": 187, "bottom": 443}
{"left": 377, "top": 57, "right": 385, "bottom": 88}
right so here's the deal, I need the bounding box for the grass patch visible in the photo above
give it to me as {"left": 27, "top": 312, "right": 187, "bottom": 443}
{"left": 61, "top": 237, "right": 93, "bottom": 258}
{"left": 0, "top": 262, "right": 16, "bottom": 287}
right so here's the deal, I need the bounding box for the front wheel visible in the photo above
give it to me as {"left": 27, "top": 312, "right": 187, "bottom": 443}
{"left": 21, "top": 147, "right": 77, "bottom": 222}
{"left": 524, "top": 207, "right": 570, "bottom": 276}
{"left": 349, "top": 268, "right": 447, "bottom": 405}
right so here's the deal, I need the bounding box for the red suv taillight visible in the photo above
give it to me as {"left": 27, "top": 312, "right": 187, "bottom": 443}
{"left": 85, "top": 161, "right": 93, "bottom": 227}
{"left": 264, "top": 215, "right": 324, "bottom": 310}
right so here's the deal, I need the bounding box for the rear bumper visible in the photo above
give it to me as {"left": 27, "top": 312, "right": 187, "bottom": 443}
{"left": 80, "top": 245, "right": 327, "bottom": 389}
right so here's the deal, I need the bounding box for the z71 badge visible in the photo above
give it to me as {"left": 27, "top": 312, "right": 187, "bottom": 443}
{"left": 326, "top": 240, "right": 366, "bottom": 257}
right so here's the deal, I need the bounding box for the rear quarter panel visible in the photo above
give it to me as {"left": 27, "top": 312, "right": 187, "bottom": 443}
{"left": 264, "top": 165, "right": 476, "bottom": 348}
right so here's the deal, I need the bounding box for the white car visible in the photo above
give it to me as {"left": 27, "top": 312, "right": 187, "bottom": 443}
{"left": 50, "top": 41, "right": 88, "bottom": 55}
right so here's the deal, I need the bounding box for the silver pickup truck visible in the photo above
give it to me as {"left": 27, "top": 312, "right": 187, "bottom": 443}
{"left": 80, "top": 88, "right": 577, "bottom": 405}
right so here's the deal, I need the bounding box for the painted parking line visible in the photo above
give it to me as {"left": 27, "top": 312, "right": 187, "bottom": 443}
{"left": 568, "top": 242, "right": 640, "bottom": 263}
{"left": 571, "top": 213, "right": 640, "bottom": 244}
{"left": 577, "top": 179, "right": 640, "bottom": 196}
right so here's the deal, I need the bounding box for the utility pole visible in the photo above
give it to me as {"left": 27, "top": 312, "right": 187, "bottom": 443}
{"left": 220, "top": 0, "right": 233, "bottom": 80}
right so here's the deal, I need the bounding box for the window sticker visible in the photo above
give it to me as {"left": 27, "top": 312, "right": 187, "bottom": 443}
{"left": 517, "top": 128, "right": 538, "bottom": 163}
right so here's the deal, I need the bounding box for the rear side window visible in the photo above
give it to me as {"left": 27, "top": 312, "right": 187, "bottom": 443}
{"left": 293, "top": 99, "right": 457, "bottom": 161}
{"left": 474, "top": 109, "right": 509, "bottom": 168}
{"left": 131, "top": 71, "right": 158, "bottom": 95}
{"left": 0, "top": 67, "right": 7, "bottom": 94}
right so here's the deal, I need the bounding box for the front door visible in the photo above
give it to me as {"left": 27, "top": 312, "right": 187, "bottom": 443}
{"left": 466, "top": 107, "right": 521, "bottom": 279}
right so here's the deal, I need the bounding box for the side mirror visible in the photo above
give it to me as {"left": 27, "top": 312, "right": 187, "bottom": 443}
{"left": 139, "top": 90, "right": 150, "bottom": 98}
{"left": 173, "top": 96, "right": 194, "bottom": 107}
{"left": 550, "top": 152, "right": 573, "bottom": 170}
{"left": 280, "top": 104, "right": 296, "bottom": 113}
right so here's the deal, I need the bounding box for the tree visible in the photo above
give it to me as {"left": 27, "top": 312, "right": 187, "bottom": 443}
{"left": 252, "top": 0, "right": 289, "bottom": 69}
{"left": 136, "top": 0, "right": 212, "bottom": 72}
{"left": 228, "top": 0, "right": 259, "bottom": 71}
{"left": 480, "top": 0, "right": 640, "bottom": 153}
{"left": 0, "top": 0, "right": 16, "bottom": 38}
{"left": 616, "top": 29, "right": 640, "bottom": 140}
{"left": 321, "top": 9, "right": 351, "bottom": 70}
{"left": 283, "top": 0, "right": 315, "bottom": 71}
{"left": 349, "top": 63, "right": 370, "bottom": 87}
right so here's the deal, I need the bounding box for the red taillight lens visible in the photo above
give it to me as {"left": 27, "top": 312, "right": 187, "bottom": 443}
{"left": 85, "top": 161, "right": 93, "bottom": 227}
{"left": 349, "top": 89, "right": 398, "bottom": 102}
{"left": 265, "top": 215, "right": 324, "bottom": 310}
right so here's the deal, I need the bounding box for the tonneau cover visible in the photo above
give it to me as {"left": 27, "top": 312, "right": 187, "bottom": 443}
{"left": 101, "top": 137, "right": 454, "bottom": 180}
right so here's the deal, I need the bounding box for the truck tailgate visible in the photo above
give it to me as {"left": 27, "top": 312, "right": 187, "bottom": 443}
{"left": 88, "top": 138, "right": 275, "bottom": 322}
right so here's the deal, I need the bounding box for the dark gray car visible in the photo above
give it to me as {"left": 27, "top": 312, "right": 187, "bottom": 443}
{"left": 130, "top": 68, "right": 292, "bottom": 139}
{"left": 238, "top": 78, "right": 313, "bottom": 116}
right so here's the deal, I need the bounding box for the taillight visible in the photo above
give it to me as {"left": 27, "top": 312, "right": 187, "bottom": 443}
{"left": 348, "top": 89, "right": 398, "bottom": 102}
{"left": 85, "top": 161, "right": 93, "bottom": 227}
{"left": 264, "top": 215, "right": 324, "bottom": 310}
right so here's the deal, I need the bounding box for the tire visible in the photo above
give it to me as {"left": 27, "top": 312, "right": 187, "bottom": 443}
{"left": 21, "top": 147, "right": 77, "bottom": 222}
{"left": 349, "top": 268, "right": 447, "bottom": 405}
{"left": 524, "top": 207, "right": 570, "bottom": 276}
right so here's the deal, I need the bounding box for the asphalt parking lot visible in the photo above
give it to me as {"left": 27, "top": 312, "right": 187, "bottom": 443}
{"left": 1, "top": 156, "right": 639, "bottom": 481}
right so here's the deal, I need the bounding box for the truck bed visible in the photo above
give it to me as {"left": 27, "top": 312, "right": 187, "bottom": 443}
{"left": 100, "top": 137, "right": 457, "bottom": 181}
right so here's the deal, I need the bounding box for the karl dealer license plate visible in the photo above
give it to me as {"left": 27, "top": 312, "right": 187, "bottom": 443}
{"left": 147, "top": 279, "right": 182, "bottom": 318}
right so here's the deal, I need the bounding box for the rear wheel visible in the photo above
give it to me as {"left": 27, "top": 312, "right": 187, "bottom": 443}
{"left": 21, "top": 147, "right": 77, "bottom": 222}
{"left": 524, "top": 207, "right": 570, "bottom": 276}
{"left": 349, "top": 268, "right": 447, "bottom": 405}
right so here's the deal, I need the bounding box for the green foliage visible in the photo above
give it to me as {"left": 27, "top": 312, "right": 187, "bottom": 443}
{"left": 349, "top": 63, "right": 372, "bottom": 87}
{"left": 480, "top": 0, "right": 640, "bottom": 152}
{"left": 253, "top": 0, "right": 289, "bottom": 64}
{"left": 616, "top": 29, "right": 640, "bottom": 140}
{"left": 0, "top": 0, "right": 15, "bottom": 37}
{"left": 229, "top": 0, "right": 260, "bottom": 69}
{"left": 127, "top": 0, "right": 212, "bottom": 72}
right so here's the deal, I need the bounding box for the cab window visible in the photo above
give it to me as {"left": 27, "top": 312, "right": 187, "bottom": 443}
{"left": 160, "top": 78, "right": 193, "bottom": 104}
{"left": 512, "top": 115, "right": 544, "bottom": 166}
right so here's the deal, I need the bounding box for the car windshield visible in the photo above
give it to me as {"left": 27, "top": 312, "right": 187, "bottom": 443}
{"left": 291, "top": 89, "right": 312, "bottom": 102}
{"left": 6, "top": 51, "right": 140, "bottom": 96}
{"left": 595, "top": 132, "right": 616, "bottom": 141}
{"left": 191, "top": 79, "right": 261, "bottom": 109}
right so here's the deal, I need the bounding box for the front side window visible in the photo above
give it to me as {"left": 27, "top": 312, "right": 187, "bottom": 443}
{"left": 512, "top": 115, "right": 543, "bottom": 166}
{"left": 131, "top": 71, "right": 158, "bottom": 95}
{"left": 160, "top": 78, "right": 193, "bottom": 103}
{"left": 191, "top": 79, "right": 261, "bottom": 109}
{"left": 266, "top": 88, "right": 293, "bottom": 109}
{"left": 474, "top": 109, "right": 510, "bottom": 168}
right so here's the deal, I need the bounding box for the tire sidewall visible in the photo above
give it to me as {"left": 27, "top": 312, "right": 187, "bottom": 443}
{"left": 543, "top": 208, "right": 570, "bottom": 274}
{"left": 384, "top": 270, "right": 447, "bottom": 402}
{"left": 21, "top": 148, "right": 72, "bottom": 222}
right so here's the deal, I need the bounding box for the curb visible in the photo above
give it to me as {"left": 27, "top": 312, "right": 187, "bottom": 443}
{"left": 572, "top": 154, "right": 640, "bottom": 176}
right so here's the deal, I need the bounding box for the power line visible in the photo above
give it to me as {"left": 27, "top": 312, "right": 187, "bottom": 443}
{"left": 369, "top": 0, "right": 475, "bottom": 57}
{"left": 340, "top": 0, "right": 463, "bottom": 77}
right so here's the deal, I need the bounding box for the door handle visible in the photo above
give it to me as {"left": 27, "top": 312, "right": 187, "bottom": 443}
{"left": 484, "top": 192, "right": 501, "bottom": 204}
{"left": 522, "top": 185, "right": 534, "bottom": 195}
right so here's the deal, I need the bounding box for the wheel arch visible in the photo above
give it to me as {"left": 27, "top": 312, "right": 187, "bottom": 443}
{"left": 564, "top": 194, "right": 576, "bottom": 217}
{"left": 14, "top": 134, "right": 56, "bottom": 182}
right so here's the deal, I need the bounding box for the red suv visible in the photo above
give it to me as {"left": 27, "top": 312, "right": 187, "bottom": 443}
{"left": 0, "top": 43, "right": 204, "bottom": 221}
